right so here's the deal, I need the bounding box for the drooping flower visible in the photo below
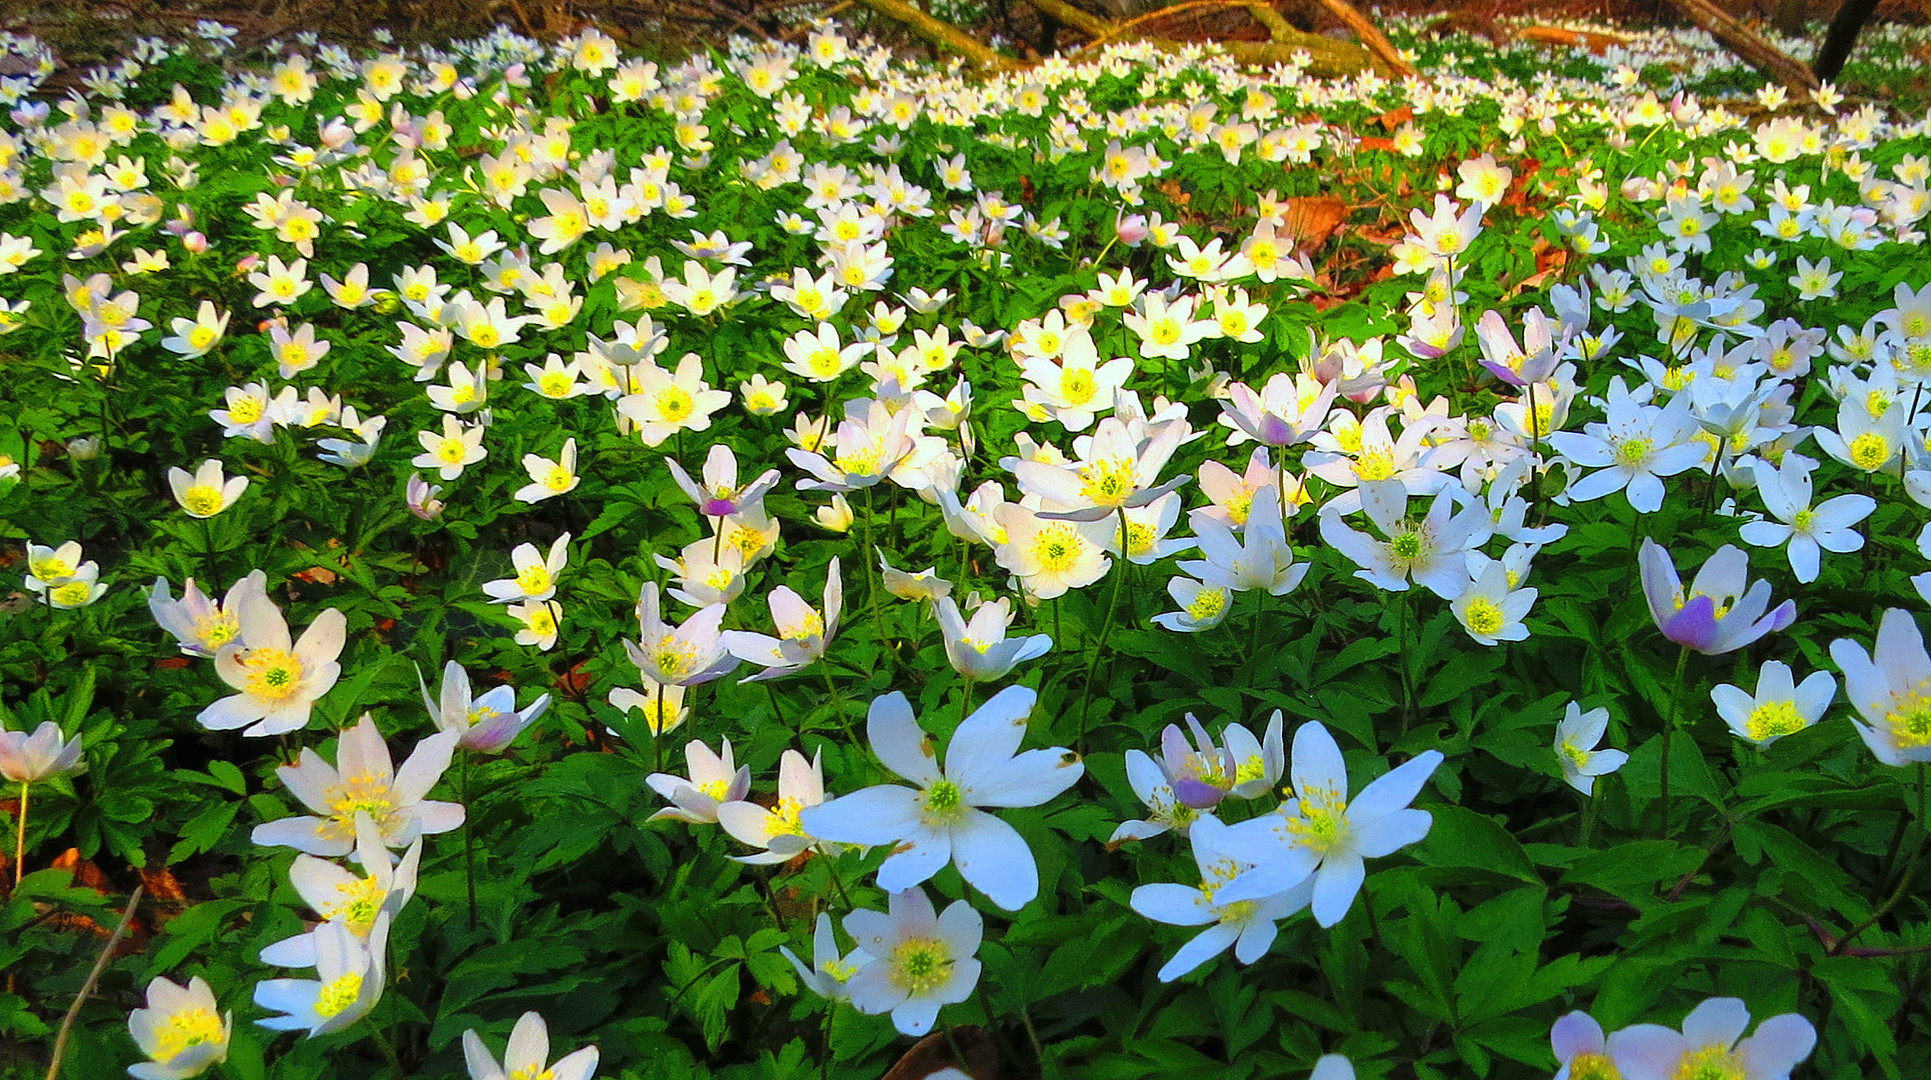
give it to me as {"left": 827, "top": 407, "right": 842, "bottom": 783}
{"left": 668, "top": 443, "right": 780, "bottom": 519}
{"left": 1216, "top": 722, "right": 1442, "bottom": 927}
{"left": 199, "top": 591, "right": 346, "bottom": 737}
{"left": 842, "top": 887, "right": 983, "bottom": 1036}
{"left": 1108, "top": 749, "right": 1207, "bottom": 845}
{"left": 1638, "top": 540, "right": 1795, "bottom": 655}
{"left": 461, "top": 1011, "right": 600, "bottom": 1080}
{"left": 126, "top": 975, "right": 230, "bottom": 1080}
{"left": 250, "top": 715, "right": 464, "bottom": 856}
{"left": 801, "top": 687, "right": 1083, "bottom": 911}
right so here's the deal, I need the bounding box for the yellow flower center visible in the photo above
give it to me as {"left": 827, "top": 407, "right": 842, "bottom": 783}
{"left": 1061, "top": 368, "right": 1097, "bottom": 405}
{"left": 1284, "top": 783, "right": 1348, "bottom": 856}
{"left": 1186, "top": 587, "right": 1228, "bottom": 621}
{"left": 1672, "top": 1044, "right": 1745, "bottom": 1080}
{"left": 471, "top": 325, "right": 501, "bottom": 349}
{"left": 1569, "top": 1051, "right": 1623, "bottom": 1080}
{"left": 509, "top": 1066, "right": 556, "bottom": 1080}
{"left": 312, "top": 974, "right": 364, "bottom": 1019}
{"left": 31, "top": 557, "right": 74, "bottom": 580}
{"left": 151, "top": 1008, "right": 224, "bottom": 1062}
{"left": 889, "top": 939, "right": 952, "bottom": 996}
{"left": 922, "top": 778, "right": 965, "bottom": 820}
{"left": 242, "top": 648, "right": 305, "bottom": 701}
{"left": 51, "top": 580, "right": 94, "bottom": 606}
{"left": 543, "top": 465, "right": 574, "bottom": 492}
{"left": 1079, "top": 457, "right": 1135, "bottom": 507}
{"left": 1615, "top": 437, "right": 1653, "bottom": 466}
{"left": 1746, "top": 700, "right": 1807, "bottom": 741}
{"left": 324, "top": 875, "right": 387, "bottom": 936}
{"left": 658, "top": 385, "right": 694, "bottom": 423}
{"left": 1848, "top": 432, "right": 1889, "bottom": 471}
{"left": 1463, "top": 596, "right": 1504, "bottom": 636}
{"left": 1353, "top": 448, "right": 1396, "bottom": 482}
{"left": 517, "top": 563, "right": 552, "bottom": 595}
{"left": 1031, "top": 524, "right": 1083, "bottom": 573}
{"left": 1888, "top": 693, "right": 1931, "bottom": 749}
{"left": 768, "top": 796, "right": 808, "bottom": 837}
{"left": 182, "top": 484, "right": 225, "bottom": 516}
{"left": 324, "top": 773, "right": 396, "bottom": 841}
{"left": 230, "top": 397, "right": 264, "bottom": 424}
{"left": 436, "top": 438, "right": 469, "bottom": 465}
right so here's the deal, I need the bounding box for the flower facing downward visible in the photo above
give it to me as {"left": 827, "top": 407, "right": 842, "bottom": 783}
{"left": 1554, "top": 702, "right": 1628, "bottom": 795}
{"left": 127, "top": 975, "right": 230, "bottom": 1080}
{"left": 1830, "top": 608, "right": 1931, "bottom": 767}
{"left": 716, "top": 748, "right": 828, "bottom": 863}
{"left": 200, "top": 590, "right": 346, "bottom": 737}
{"left": 250, "top": 714, "right": 464, "bottom": 856}
{"left": 801, "top": 687, "right": 1083, "bottom": 911}
{"left": 842, "top": 887, "right": 983, "bottom": 1036}
{"left": 1639, "top": 540, "right": 1795, "bottom": 656}
{"left": 1216, "top": 722, "right": 1441, "bottom": 927}
{"left": 167, "top": 458, "right": 249, "bottom": 518}
{"left": 420, "top": 661, "right": 551, "bottom": 754}
{"left": 259, "top": 814, "right": 422, "bottom": 968}
{"left": 461, "top": 1010, "right": 600, "bottom": 1080}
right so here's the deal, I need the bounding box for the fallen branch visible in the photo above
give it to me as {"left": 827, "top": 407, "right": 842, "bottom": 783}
{"left": 1299, "top": 0, "right": 1417, "bottom": 78}
{"left": 852, "top": 0, "right": 1020, "bottom": 70}
{"left": 1657, "top": 0, "right": 1819, "bottom": 93}
{"left": 1029, "top": 0, "right": 1375, "bottom": 78}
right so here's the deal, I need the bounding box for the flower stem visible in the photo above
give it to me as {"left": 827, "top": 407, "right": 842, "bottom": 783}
{"left": 1075, "top": 514, "right": 1129, "bottom": 751}
{"left": 13, "top": 781, "right": 26, "bottom": 886}
{"left": 44, "top": 883, "right": 143, "bottom": 1080}
{"left": 201, "top": 516, "right": 221, "bottom": 587}
{"left": 461, "top": 752, "right": 478, "bottom": 931}
{"left": 653, "top": 681, "right": 666, "bottom": 776}
{"left": 1658, "top": 644, "right": 1692, "bottom": 837}
{"left": 861, "top": 487, "right": 886, "bottom": 650}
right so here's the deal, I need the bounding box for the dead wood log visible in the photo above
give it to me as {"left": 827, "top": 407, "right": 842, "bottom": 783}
{"left": 1657, "top": 0, "right": 1819, "bottom": 93}
{"left": 852, "top": 0, "right": 1021, "bottom": 69}
{"left": 1028, "top": 0, "right": 1376, "bottom": 78}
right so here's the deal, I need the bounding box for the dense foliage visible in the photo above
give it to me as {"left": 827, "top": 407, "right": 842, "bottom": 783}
{"left": 1, "top": 15, "right": 1930, "bottom": 1080}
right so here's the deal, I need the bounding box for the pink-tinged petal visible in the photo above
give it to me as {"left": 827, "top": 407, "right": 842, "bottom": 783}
{"left": 943, "top": 685, "right": 1035, "bottom": 789}
{"left": 1130, "top": 883, "right": 1215, "bottom": 927}
{"left": 1156, "top": 922, "right": 1240, "bottom": 982}
{"left": 950, "top": 810, "right": 1038, "bottom": 911}
{"left": 867, "top": 693, "right": 941, "bottom": 786}
{"left": 802, "top": 785, "right": 922, "bottom": 846}
{"left": 336, "top": 716, "right": 395, "bottom": 787}
{"left": 965, "top": 747, "right": 1083, "bottom": 808}
{"left": 1310, "top": 853, "right": 1367, "bottom": 927}
{"left": 1739, "top": 1013, "right": 1817, "bottom": 1079}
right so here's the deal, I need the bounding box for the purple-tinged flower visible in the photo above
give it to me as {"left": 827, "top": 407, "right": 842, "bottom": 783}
{"left": 1639, "top": 540, "right": 1794, "bottom": 655}
{"left": 1608, "top": 997, "right": 1815, "bottom": 1080}
{"left": 1551, "top": 1011, "right": 1618, "bottom": 1080}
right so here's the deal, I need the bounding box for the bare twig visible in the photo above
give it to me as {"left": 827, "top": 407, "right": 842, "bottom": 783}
{"left": 45, "top": 883, "right": 144, "bottom": 1080}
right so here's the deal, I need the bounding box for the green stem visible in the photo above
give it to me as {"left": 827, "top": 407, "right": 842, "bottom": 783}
{"left": 861, "top": 487, "right": 886, "bottom": 649}
{"left": 13, "top": 781, "right": 26, "bottom": 886}
{"left": 201, "top": 516, "right": 221, "bottom": 588}
{"left": 1075, "top": 513, "right": 1129, "bottom": 751}
{"left": 1659, "top": 644, "right": 1692, "bottom": 837}
{"left": 462, "top": 752, "right": 477, "bottom": 931}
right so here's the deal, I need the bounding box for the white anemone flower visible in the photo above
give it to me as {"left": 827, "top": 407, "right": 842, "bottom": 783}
{"left": 1130, "top": 815, "right": 1315, "bottom": 981}
{"left": 127, "top": 974, "right": 230, "bottom": 1080}
{"left": 253, "top": 914, "right": 390, "bottom": 1037}
{"left": 167, "top": 458, "right": 248, "bottom": 518}
{"left": 200, "top": 591, "right": 346, "bottom": 737}
{"left": 842, "top": 887, "right": 983, "bottom": 1036}
{"left": 250, "top": 715, "right": 464, "bottom": 856}
{"left": 801, "top": 687, "right": 1083, "bottom": 911}
{"left": 461, "top": 1011, "right": 600, "bottom": 1080}
{"left": 1216, "top": 722, "right": 1442, "bottom": 926}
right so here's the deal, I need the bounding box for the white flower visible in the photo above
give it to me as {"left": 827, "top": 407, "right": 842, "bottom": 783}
{"left": 168, "top": 459, "right": 248, "bottom": 518}
{"left": 934, "top": 595, "right": 1051, "bottom": 682}
{"left": 421, "top": 661, "right": 550, "bottom": 753}
{"left": 843, "top": 887, "right": 983, "bottom": 1036}
{"left": 1130, "top": 815, "right": 1314, "bottom": 981}
{"left": 781, "top": 912, "right": 861, "bottom": 1003}
{"left": 1711, "top": 660, "right": 1834, "bottom": 747}
{"left": 250, "top": 714, "right": 464, "bottom": 856}
{"left": 148, "top": 571, "right": 266, "bottom": 658}
{"left": 1450, "top": 558, "right": 1536, "bottom": 645}
{"left": 127, "top": 976, "right": 230, "bottom": 1080}
{"left": 483, "top": 534, "right": 571, "bottom": 604}
{"left": 253, "top": 914, "right": 390, "bottom": 1037}
{"left": 200, "top": 591, "right": 346, "bottom": 737}
{"left": 647, "top": 738, "right": 751, "bottom": 824}
{"left": 1216, "top": 722, "right": 1442, "bottom": 927}
{"left": 801, "top": 687, "right": 1083, "bottom": 911}
{"left": 1737, "top": 454, "right": 1874, "bottom": 583}
{"left": 259, "top": 814, "right": 421, "bottom": 968}
{"left": 1829, "top": 608, "right": 1931, "bottom": 767}
{"left": 716, "top": 749, "right": 827, "bottom": 864}
{"left": 1554, "top": 702, "right": 1628, "bottom": 795}
{"left": 720, "top": 560, "right": 841, "bottom": 682}
{"left": 514, "top": 438, "right": 580, "bottom": 503}
{"left": 1607, "top": 997, "right": 1816, "bottom": 1080}
{"left": 462, "top": 1011, "right": 600, "bottom": 1080}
